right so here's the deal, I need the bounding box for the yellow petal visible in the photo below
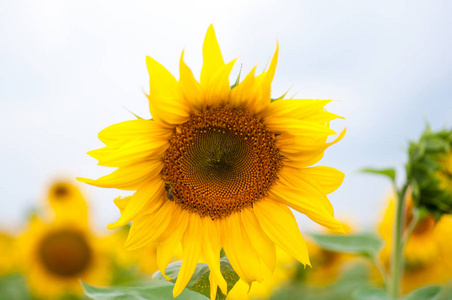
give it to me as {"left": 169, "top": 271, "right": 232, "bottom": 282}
{"left": 269, "top": 182, "right": 344, "bottom": 232}
{"left": 87, "top": 141, "right": 122, "bottom": 164}
{"left": 209, "top": 274, "right": 218, "bottom": 300}
{"left": 173, "top": 213, "right": 203, "bottom": 298}
{"left": 146, "top": 56, "right": 190, "bottom": 125}
{"left": 124, "top": 200, "right": 175, "bottom": 250}
{"left": 221, "top": 212, "right": 264, "bottom": 285}
{"left": 249, "top": 44, "right": 278, "bottom": 115}
{"left": 241, "top": 207, "right": 276, "bottom": 272}
{"left": 157, "top": 207, "right": 189, "bottom": 280}
{"left": 107, "top": 178, "right": 164, "bottom": 229}
{"left": 204, "top": 59, "right": 236, "bottom": 107}
{"left": 276, "top": 132, "right": 328, "bottom": 152}
{"left": 229, "top": 66, "right": 257, "bottom": 109}
{"left": 77, "top": 160, "right": 163, "bottom": 191}
{"left": 179, "top": 50, "right": 204, "bottom": 111}
{"left": 278, "top": 128, "right": 346, "bottom": 168}
{"left": 200, "top": 25, "right": 225, "bottom": 86}
{"left": 262, "top": 99, "right": 332, "bottom": 121}
{"left": 113, "top": 196, "right": 132, "bottom": 214}
{"left": 254, "top": 199, "right": 311, "bottom": 266}
{"left": 98, "top": 119, "right": 170, "bottom": 144}
{"left": 264, "top": 117, "right": 336, "bottom": 137}
{"left": 298, "top": 166, "right": 345, "bottom": 194}
{"left": 90, "top": 138, "right": 168, "bottom": 167}
{"left": 202, "top": 217, "right": 227, "bottom": 294}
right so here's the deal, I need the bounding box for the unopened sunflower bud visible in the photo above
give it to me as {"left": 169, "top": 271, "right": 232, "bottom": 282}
{"left": 406, "top": 126, "right": 452, "bottom": 217}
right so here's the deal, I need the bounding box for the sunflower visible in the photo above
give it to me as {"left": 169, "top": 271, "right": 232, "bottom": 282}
{"left": 18, "top": 216, "right": 111, "bottom": 299}
{"left": 378, "top": 195, "right": 452, "bottom": 293}
{"left": 79, "top": 25, "right": 345, "bottom": 299}
{"left": 46, "top": 180, "right": 89, "bottom": 224}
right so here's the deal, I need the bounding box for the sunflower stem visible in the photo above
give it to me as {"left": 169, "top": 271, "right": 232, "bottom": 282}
{"left": 388, "top": 183, "right": 410, "bottom": 299}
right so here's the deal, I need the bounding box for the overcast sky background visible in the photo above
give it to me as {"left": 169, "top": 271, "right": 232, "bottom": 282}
{"left": 1, "top": 0, "right": 452, "bottom": 233}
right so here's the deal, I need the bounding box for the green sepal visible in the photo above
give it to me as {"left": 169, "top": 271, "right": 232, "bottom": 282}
{"left": 270, "top": 87, "right": 291, "bottom": 102}
{"left": 122, "top": 107, "right": 144, "bottom": 119}
{"left": 309, "top": 232, "right": 384, "bottom": 260}
{"left": 82, "top": 280, "right": 208, "bottom": 300}
{"left": 230, "top": 67, "right": 242, "bottom": 90}
{"left": 153, "top": 257, "right": 239, "bottom": 300}
{"left": 360, "top": 168, "right": 396, "bottom": 183}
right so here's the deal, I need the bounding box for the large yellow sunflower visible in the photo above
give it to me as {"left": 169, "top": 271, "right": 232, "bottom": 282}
{"left": 18, "top": 216, "right": 111, "bottom": 299}
{"left": 378, "top": 195, "right": 452, "bottom": 293}
{"left": 79, "top": 25, "right": 345, "bottom": 298}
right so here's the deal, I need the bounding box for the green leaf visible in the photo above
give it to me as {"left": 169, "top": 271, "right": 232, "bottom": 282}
{"left": 272, "top": 262, "right": 371, "bottom": 300}
{"left": 352, "top": 286, "right": 393, "bottom": 300}
{"left": 153, "top": 257, "right": 240, "bottom": 300}
{"left": 0, "top": 274, "right": 32, "bottom": 300}
{"left": 309, "top": 232, "right": 384, "bottom": 260}
{"left": 403, "top": 285, "right": 443, "bottom": 300}
{"left": 361, "top": 168, "right": 396, "bottom": 182}
{"left": 82, "top": 280, "right": 208, "bottom": 300}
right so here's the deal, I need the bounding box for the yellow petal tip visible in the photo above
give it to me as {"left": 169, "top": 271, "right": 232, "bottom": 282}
{"left": 76, "top": 177, "right": 92, "bottom": 184}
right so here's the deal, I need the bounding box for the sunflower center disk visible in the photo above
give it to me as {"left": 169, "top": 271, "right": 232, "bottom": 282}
{"left": 162, "top": 106, "right": 283, "bottom": 219}
{"left": 38, "top": 230, "right": 92, "bottom": 277}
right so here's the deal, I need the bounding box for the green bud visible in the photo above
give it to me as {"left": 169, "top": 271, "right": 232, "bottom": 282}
{"left": 406, "top": 126, "right": 452, "bottom": 217}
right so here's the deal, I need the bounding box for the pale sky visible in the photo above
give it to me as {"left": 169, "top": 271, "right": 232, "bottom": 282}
{"left": 1, "top": 0, "right": 452, "bottom": 232}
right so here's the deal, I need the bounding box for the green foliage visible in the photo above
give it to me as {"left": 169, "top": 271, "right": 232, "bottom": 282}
{"left": 352, "top": 286, "right": 393, "bottom": 300}
{"left": 406, "top": 127, "right": 452, "bottom": 216}
{"left": 0, "top": 274, "right": 32, "bottom": 300}
{"left": 361, "top": 168, "right": 396, "bottom": 183}
{"left": 82, "top": 281, "right": 208, "bottom": 300}
{"left": 404, "top": 285, "right": 443, "bottom": 300}
{"left": 352, "top": 282, "right": 443, "bottom": 300}
{"left": 309, "top": 232, "right": 384, "bottom": 260}
{"left": 272, "top": 263, "right": 371, "bottom": 300}
{"left": 153, "top": 257, "right": 239, "bottom": 300}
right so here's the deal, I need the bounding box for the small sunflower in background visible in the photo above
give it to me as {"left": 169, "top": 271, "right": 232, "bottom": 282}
{"left": 0, "top": 230, "right": 16, "bottom": 277}
{"left": 79, "top": 25, "right": 345, "bottom": 298}
{"left": 18, "top": 216, "right": 111, "bottom": 299}
{"left": 46, "top": 180, "right": 89, "bottom": 224}
{"left": 378, "top": 194, "right": 452, "bottom": 294}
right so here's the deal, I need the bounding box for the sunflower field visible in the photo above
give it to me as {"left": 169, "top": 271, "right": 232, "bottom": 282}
{"left": 2, "top": 1, "right": 452, "bottom": 299}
